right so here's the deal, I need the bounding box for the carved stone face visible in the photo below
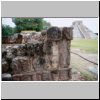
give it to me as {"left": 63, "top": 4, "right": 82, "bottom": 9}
{"left": 47, "top": 27, "right": 62, "bottom": 41}
{"left": 62, "top": 27, "right": 73, "bottom": 40}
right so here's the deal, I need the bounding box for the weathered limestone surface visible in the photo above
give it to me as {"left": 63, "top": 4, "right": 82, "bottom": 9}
{"left": 47, "top": 27, "right": 62, "bottom": 41}
{"left": 11, "top": 57, "right": 31, "bottom": 74}
{"left": 2, "top": 60, "right": 9, "bottom": 73}
{"left": 2, "top": 33, "right": 23, "bottom": 44}
{"left": 2, "top": 27, "right": 73, "bottom": 81}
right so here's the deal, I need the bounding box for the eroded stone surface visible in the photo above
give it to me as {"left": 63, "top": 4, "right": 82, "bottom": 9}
{"left": 2, "top": 27, "right": 73, "bottom": 81}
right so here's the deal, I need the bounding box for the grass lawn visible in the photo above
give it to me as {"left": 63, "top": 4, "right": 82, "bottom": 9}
{"left": 71, "top": 39, "right": 98, "bottom": 81}
{"left": 71, "top": 39, "right": 98, "bottom": 53}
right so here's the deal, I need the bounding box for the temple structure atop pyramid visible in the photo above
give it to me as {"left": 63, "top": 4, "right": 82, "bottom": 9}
{"left": 72, "top": 21, "right": 97, "bottom": 39}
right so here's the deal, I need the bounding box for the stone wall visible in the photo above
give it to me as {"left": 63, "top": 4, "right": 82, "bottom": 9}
{"left": 2, "top": 34, "right": 23, "bottom": 44}
{"left": 2, "top": 27, "right": 73, "bottom": 81}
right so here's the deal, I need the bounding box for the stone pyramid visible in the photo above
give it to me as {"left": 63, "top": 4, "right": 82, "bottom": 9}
{"left": 72, "top": 21, "right": 97, "bottom": 39}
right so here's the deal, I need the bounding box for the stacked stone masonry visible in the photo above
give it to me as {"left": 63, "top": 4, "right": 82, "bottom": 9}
{"left": 2, "top": 27, "right": 73, "bottom": 81}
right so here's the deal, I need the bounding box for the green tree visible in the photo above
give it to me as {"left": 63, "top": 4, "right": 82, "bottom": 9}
{"left": 2, "top": 25, "right": 14, "bottom": 36}
{"left": 12, "top": 18, "right": 43, "bottom": 32}
{"left": 43, "top": 20, "right": 51, "bottom": 30}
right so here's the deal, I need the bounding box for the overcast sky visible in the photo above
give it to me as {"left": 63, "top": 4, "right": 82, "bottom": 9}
{"left": 2, "top": 18, "right": 98, "bottom": 33}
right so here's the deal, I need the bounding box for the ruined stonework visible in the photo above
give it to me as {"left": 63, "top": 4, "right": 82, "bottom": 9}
{"left": 2, "top": 27, "right": 73, "bottom": 81}
{"left": 2, "top": 33, "right": 23, "bottom": 44}
{"left": 44, "top": 27, "right": 73, "bottom": 80}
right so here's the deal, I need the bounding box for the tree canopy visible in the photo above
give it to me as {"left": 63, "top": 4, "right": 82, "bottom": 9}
{"left": 43, "top": 20, "right": 51, "bottom": 30}
{"left": 2, "top": 18, "right": 51, "bottom": 36}
{"left": 12, "top": 18, "right": 51, "bottom": 33}
{"left": 2, "top": 25, "right": 14, "bottom": 36}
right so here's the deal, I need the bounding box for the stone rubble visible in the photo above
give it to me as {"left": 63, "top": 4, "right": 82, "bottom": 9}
{"left": 2, "top": 27, "right": 73, "bottom": 81}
